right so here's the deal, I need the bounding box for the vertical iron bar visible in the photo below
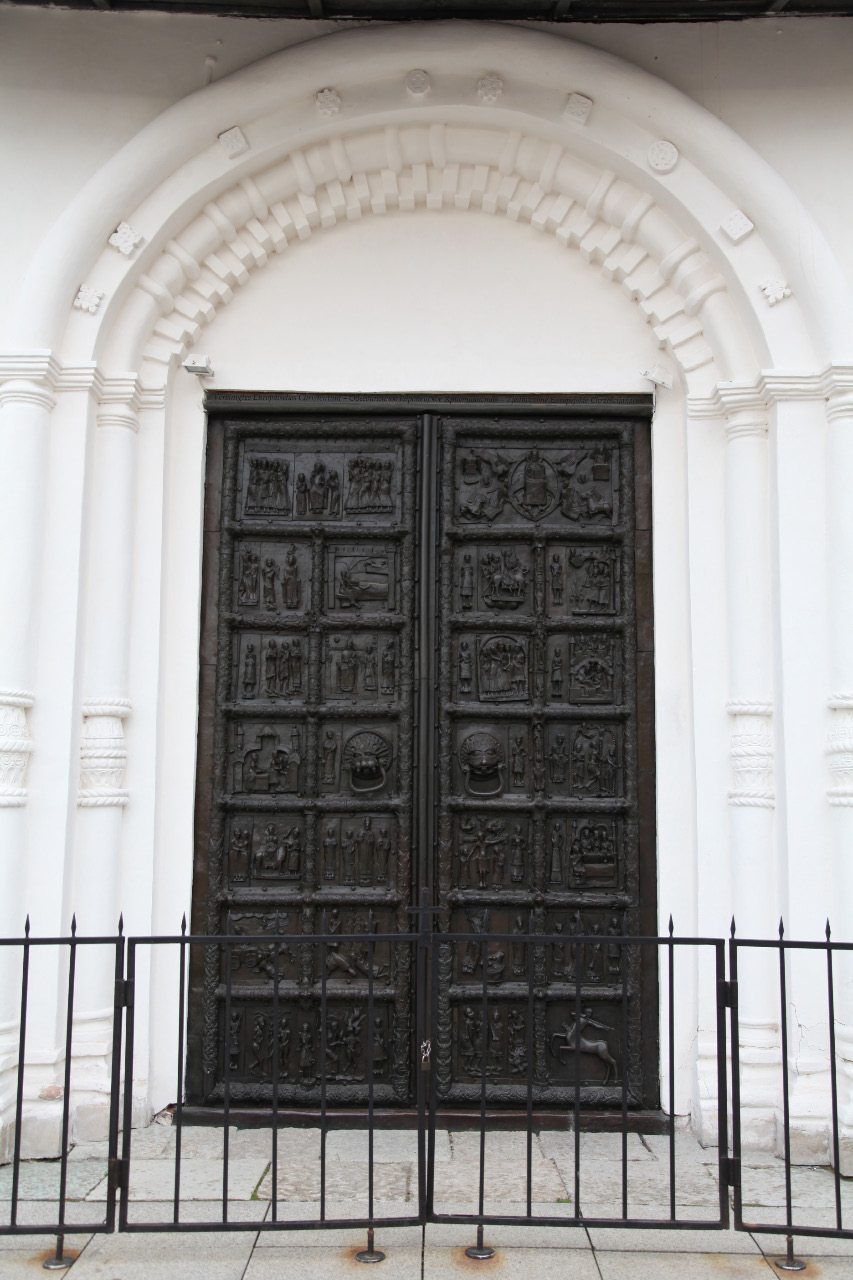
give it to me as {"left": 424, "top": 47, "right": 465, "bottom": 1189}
{"left": 10, "top": 925, "right": 31, "bottom": 1226}
{"left": 715, "top": 941, "right": 730, "bottom": 1228}
{"left": 416, "top": 889, "right": 428, "bottom": 1222}
{"left": 778, "top": 927, "right": 794, "bottom": 1239}
{"left": 368, "top": 910, "right": 376, "bottom": 1233}
{"left": 668, "top": 922, "right": 676, "bottom": 1220}
{"left": 222, "top": 915, "right": 232, "bottom": 1223}
{"left": 418, "top": 415, "right": 436, "bottom": 903}
{"left": 620, "top": 938, "right": 629, "bottom": 1220}
{"left": 119, "top": 943, "right": 136, "bottom": 1232}
{"left": 173, "top": 920, "right": 187, "bottom": 1223}
{"left": 426, "top": 925, "right": 439, "bottom": 1220}
{"left": 826, "top": 929, "right": 842, "bottom": 1229}
{"left": 465, "top": 909, "right": 494, "bottom": 1260}
{"left": 271, "top": 911, "right": 280, "bottom": 1224}
{"left": 573, "top": 921, "right": 581, "bottom": 1219}
{"left": 320, "top": 910, "right": 328, "bottom": 1224}
{"left": 106, "top": 924, "right": 126, "bottom": 1233}
{"left": 478, "top": 910, "right": 488, "bottom": 1230}
{"left": 56, "top": 927, "right": 77, "bottom": 1237}
{"left": 525, "top": 909, "right": 534, "bottom": 1219}
{"left": 728, "top": 929, "right": 743, "bottom": 1231}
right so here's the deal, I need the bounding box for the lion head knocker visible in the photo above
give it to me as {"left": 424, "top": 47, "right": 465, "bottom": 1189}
{"left": 343, "top": 731, "right": 393, "bottom": 794}
{"left": 459, "top": 731, "right": 505, "bottom": 797}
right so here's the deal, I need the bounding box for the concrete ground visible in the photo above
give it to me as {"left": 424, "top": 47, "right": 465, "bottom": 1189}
{"left": 2, "top": 1126, "right": 852, "bottom": 1278}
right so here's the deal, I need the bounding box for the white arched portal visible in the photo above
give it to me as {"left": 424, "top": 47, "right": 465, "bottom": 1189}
{"left": 1, "top": 21, "right": 852, "bottom": 1156}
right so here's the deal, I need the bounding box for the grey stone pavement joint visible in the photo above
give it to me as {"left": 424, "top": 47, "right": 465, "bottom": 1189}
{"left": 1, "top": 1127, "right": 852, "bottom": 1276}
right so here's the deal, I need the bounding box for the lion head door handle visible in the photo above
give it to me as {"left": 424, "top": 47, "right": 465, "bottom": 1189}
{"left": 343, "top": 730, "right": 393, "bottom": 794}
{"left": 459, "top": 731, "right": 505, "bottom": 798}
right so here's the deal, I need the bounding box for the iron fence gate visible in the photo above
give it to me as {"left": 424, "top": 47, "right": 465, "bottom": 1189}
{"left": 1, "top": 914, "right": 851, "bottom": 1270}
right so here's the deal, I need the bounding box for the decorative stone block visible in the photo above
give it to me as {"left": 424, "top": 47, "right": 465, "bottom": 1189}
{"left": 73, "top": 285, "right": 103, "bottom": 315}
{"left": 759, "top": 279, "right": 792, "bottom": 306}
{"left": 218, "top": 126, "right": 250, "bottom": 159}
{"left": 477, "top": 74, "right": 503, "bottom": 105}
{"left": 108, "top": 222, "right": 143, "bottom": 256}
{"left": 647, "top": 140, "right": 679, "bottom": 173}
{"left": 720, "top": 210, "right": 754, "bottom": 243}
{"left": 563, "top": 92, "right": 592, "bottom": 125}
{"left": 315, "top": 88, "right": 341, "bottom": 118}
{"left": 406, "top": 69, "right": 431, "bottom": 97}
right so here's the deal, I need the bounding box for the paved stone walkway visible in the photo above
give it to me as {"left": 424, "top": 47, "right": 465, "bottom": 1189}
{"left": 2, "top": 1127, "right": 852, "bottom": 1277}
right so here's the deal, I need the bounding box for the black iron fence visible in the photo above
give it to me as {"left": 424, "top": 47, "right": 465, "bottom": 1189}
{"left": 1, "top": 913, "right": 851, "bottom": 1270}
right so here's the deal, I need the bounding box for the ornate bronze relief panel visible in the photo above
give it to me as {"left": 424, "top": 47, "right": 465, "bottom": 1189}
{"left": 433, "top": 418, "right": 652, "bottom": 1107}
{"left": 188, "top": 417, "right": 419, "bottom": 1105}
{"left": 190, "top": 400, "right": 655, "bottom": 1110}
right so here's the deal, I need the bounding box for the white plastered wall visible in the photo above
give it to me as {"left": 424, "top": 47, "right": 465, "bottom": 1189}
{"left": 0, "top": 17, "right": 852, "bottom": 1160}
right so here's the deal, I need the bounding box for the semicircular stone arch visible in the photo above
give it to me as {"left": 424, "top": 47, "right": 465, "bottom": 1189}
{"left": 100, "top": 120, "right": 760, "bottom": 394}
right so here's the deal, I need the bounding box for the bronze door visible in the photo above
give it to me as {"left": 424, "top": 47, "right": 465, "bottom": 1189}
{"left": 188, "top": 399, "right": 656, "bottom": 1109}
{"left": 433, "top": 416, "right": 656, "bottom": 1107}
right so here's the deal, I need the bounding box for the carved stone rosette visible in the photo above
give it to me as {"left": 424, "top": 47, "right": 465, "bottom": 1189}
{"left": 0, "top": 690, "right": 35, "bottom": 807}
{"left": 827, "top": 696, "right": 853, "bottom": 807}
{"left": 727, "top": 701, "right": 775, "bottom": 809}
{"left": 78, "top": 699, "right": 131, "bottom": 807}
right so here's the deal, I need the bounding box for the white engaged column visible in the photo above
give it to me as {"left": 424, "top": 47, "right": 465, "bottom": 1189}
{"left": 825, "top": 387, "right": 853, "bottom": 1172}
{"left": 0, "top": 375, "right": 54, "bottom": 1158}
{"left": 725, "top": 404, "right": 779, "bottom": 1149}
{"left": 72, "top": 395, "right": 138, "bottom": 1138}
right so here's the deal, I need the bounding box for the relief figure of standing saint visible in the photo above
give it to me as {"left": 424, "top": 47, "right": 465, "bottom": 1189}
{"left": 380, "top": 640, "right": 396, "bottom": 694}
{"left": 282, "top": 546, "right": 301, "bottom": 609}
{"left": 322, "top": 730, "right": 338, "bottom": 784}
{"left": 242, "top": 643, "right": 257, "bottom": 699}
{"left": 460, "top": 554, "right": 474, "bottom": 610}
{"left": 458, "top": 640, "right": 473, "bottom": 695}
{"left": 550, "top": 552, "right": 564, "bottom": 606}
{"left": 261, "top": 557, "right": 278, "bottom": 609}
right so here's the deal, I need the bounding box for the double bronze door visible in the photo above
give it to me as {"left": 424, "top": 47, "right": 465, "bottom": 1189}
{"left": 189, "top": 398, "right": 657, "bottom": 1109}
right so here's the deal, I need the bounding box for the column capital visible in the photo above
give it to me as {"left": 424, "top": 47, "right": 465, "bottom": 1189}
{"left": 0, "top": 378, "right": 56, "bottom": 413}
{"left": 725, "top": 406, "right": 769, "bottom": 442}
{"left": 826, "top": 389, "right": 853, "bottom": 424}
{"left": 0, "top": 689, "right": 35, "bottom": 808}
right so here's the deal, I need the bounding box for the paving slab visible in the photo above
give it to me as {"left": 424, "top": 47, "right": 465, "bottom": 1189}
{"left": 426, "top": 1199, "right": 591, "bottom": 1248}
{"left": 122, "top": 1200, "right": 268, "bottom": 1226}
{"left": 643, "top": 1133, "right": 723, "bottom": 1165}
{"left": 67, "top": 1230, "right": 258, "bottom": 1279}
{"left": 326, "top": 1128, "right": 450, "bottom": 1163}
{"left": 0, "top": 1160, "right": 107, "bottom": 1201}
{"left": 538, "top": 1131, "right": 653, "bottom": 1162}
{"left": 739, "top": 1164, "right": 853, "bottom": 1211}
{"left": 87, "top": 1157, "right": 270, "bottom": 1202}
{"left": 743, "top": 1203, "right": 853, "bottom": 1256}
{"left": 594, "top": 1251, "right": 776, "bottom": 1277}
{"left": 256, "top": 1158, "right": 413, "bottom": 1203}
{"left": 246, "top": 1245, "right": 423, "bottom": 1278}
{"left": 423, "top": 1245, "right": 602, "bottom": 1278}
{"left": 0, "top": 1195, "right": 95, "bottom": 1249}
{"left": 552, "top": 1160, "right": 719, "bottom": 1209}
{"left": 251, "top": 1199, "right": 422, "bottom": 1246}
{"left": 587, "top": 1222, "right": 762, "bottom": 1253}
{"left": 434, "top": 1156, "right": 567, "bottom": 1204}
{"left": 0, "top": 1246, "right": 91, "bottom": 1276}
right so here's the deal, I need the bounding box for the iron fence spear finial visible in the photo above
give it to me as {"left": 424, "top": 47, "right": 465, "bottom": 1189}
{"left": 730, "top": 916, "right": 736, "bottom": 938}
{"left": 181, "top": 913, "right": 187, "bottom": 936}
{"left": 71, "top": 914, "right": 77, "bottom": 937}
{"left": 118, "top": 913, "right": 124, "bottom": 936}
{"left": 826, "top": 919, "right": 832, "bottom": 941}
{"left": 24, "top": 915, "right": 30, "bottom": 937}
{"left": 779, "top": 917, "right": 785, "bottom": 940}
{"left": 668, "top": 915, "right": 674, "bottom": 937}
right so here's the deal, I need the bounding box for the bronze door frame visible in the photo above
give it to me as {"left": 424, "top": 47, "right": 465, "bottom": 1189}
{"left": 188, "top": 393, "right": 657, "bottom": 1110}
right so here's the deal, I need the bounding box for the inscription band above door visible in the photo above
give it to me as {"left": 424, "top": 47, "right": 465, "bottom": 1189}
{"left": 188, "top": 395, "right": 657, "bottom": 1112}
